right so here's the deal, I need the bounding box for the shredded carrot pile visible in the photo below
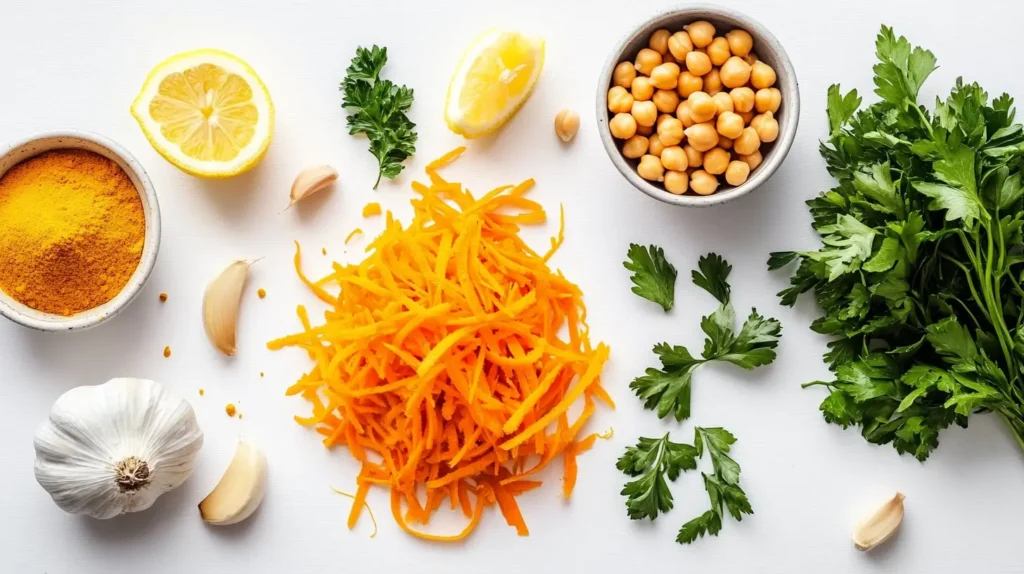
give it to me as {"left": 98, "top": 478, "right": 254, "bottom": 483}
{"left": 268, "top": 147, "right": 611, "bottom": 541}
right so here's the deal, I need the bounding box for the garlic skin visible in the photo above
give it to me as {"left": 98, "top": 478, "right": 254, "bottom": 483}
{"left": 33, "top": 378, "right": 203, "bottom": 519}
{"left": 852, "top": 492, "right": 905, "bottom": 551}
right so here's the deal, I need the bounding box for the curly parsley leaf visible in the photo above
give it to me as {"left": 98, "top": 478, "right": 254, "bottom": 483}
{"left": 624, "top": 244, "right": 677, "bottom": 311}
{"left": 617, "top": 434, "right": 699, "bottom": 521}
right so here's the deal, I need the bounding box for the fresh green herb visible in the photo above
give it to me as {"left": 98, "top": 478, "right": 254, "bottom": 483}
{"left": 771, "top": 25, "right": 1024, "bottom": 460}
{"left": 624, "top": 244, "right": 677, "bottom": 311}
{"left": 632, "top": 253, "right": 782, "bottom": 421}
{"left": 677, "top": 427, "right": 753, "bottom": 544}
{"left": 617, "top": 434, "right": 699, "bottom": 520}
{"left": 341, "top": 45, "right": 417, "bottom": 189}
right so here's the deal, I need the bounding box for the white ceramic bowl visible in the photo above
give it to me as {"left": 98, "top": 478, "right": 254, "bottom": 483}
{"left": 597, "top": 5, "right": 800, "bottom": 207}
{"left": 0, "top": 130, "right": 161, "bottom": 331}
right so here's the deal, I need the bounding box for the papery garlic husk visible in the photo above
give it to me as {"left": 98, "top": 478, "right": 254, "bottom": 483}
{"left": 33, "top": 378, "right": 203, "bottom": 519}
{"left": 199, "top": 438, "right": 267, "bottom": 525}
{"left": 852, "top": 492, "right": 905, "bottom": 551}
{"left": 287, "top": 165, "right": 337, "bottom": 208}
{"left": 203, "top": 259, "right": 256, "bottom": 356}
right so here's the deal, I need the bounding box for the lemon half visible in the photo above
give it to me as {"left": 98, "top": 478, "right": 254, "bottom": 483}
{"left": 444, "top": 30, "right": 545, "bottom": 139}
{"left": 131, "top": 49, "right": 274, "bottom": 178}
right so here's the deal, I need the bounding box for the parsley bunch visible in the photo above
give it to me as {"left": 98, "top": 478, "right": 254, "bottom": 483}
{"left": 341, "top": 46, "right": 417, "bottom": 189}
{"left": 771, "top": 26, "right": 1024, "bottom": 460}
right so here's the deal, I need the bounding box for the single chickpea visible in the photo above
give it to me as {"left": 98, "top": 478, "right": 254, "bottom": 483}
{"left": 634, "top": 48, "right": 663, "bottom": 76}
{"left": 648, "top": 133, "right": 666, "bottom": 156}
{"left": 737, "top": 150, "right": 763, "bottom": 171}
{"left": 685, "top": 51, "right": 713, "bottom": 77}
{"left": 703, "top": 68, "right": 723, "bottom": 95}
{"left": 733, "top": 126, "right": 761, "bottom": 155}
{"left": 631, "top": 100, "right": 658, "bottom": 127}
{"left": 707, "top": 37, "right": 731, "bottom": 66}
{"left": 638, "top": 154, "right": 665, "bottom": 182}
{"left": 690, "top": 169, "right": 720, "bottom": 195}
{"left": 668, "top": 32, "right": 694, "bottom": 61}
{"left": 653, "top": 89, "right": 680, "bottom": 114}
{"left": 613, "top": 61, "right": 636, "bottom": 89}
{"left": 719, "top": 56, "right": 752, "bottom": 89}
{"left": 725, "top": 160, "right": 751, "bottom": 185}
{"left": 716, "top": 111, "right": 744, "bottom": 139}
{"left": 750, "top": 61, "right": 776, "bottom": 89}
{"left": 608, "top": 86, "right": 635, "bottom": 113}
{"left": 687, "top": 91, "right": 718, "bottom": 124}
{"left": 686, "top": 21, "right": 716, "bottom": 48}
{"left": 725, "top": 29, "right": 754, "bottom": 58}
{"left": 683, "top": 144, "right": 704, "bottom": 169}
{"left": 660, "top": 146, "right": 688, "bottom": 171}
{"left": 755, "top": 87, "right": 782, "bottom": 113}
{"left": 649, "top": 29, "right": 671, "bottom": 55}
{"left": 658, "top": 117, "right": 685, "bottom": 147}
{"left": 744, "top": 52, "right": 758, "bottom": 66}
{"left": 752, "top": 111, "right": 779, "bottom": 142}
{"left": 703, "top": 147, "right": 731, "bottom": 175}
{"left": 631, "top": 76, "right": 655, "bottom": 101}
{"left": 730, "top": 87, "right": 755, "bottom": 113}
{"left": 656, "top": 113, "right": 674, "bottom": 130}
{"left": 664, "top": 170, "right": 689, "bottom": 195}
{"left": 676, "top": 100, "right": 695, "bottom": 128}
{"left": 712, "top": 92, "right": 734, "bottom": 115}
{"left": 683, "top": 122, "right": 719, "bottom": 152}
{"left": 637, "top": 123, "right": 654, "bottom": 136}
{"left": 622, "top": 135, "right": 650, "bottom": 159}
{"left": 609, "top": 113, "right": 638, "bottom": 139}
{"left": 718, "top": 136, "right": 733, "bottom": 150}
{"left": 738, "top": 109, "right": 755, "bottom": 125}
{"left": 677, "top": 71, "right": 703, "bottom": 98}
{"left": 649, "top": 63, "right": 681, "bottom": 90}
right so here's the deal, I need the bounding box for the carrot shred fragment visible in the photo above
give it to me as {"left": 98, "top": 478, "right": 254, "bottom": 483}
{"left": 362, "top": 202, "right": 382, "bottom": 217}
{"left": 270, "top": 149, "right": 610, "bottom": 541}
{"left": 332, "top": 487, "right": 378, "bottom": 538}
{"left": 345, "top": 228, "right": 363, "bottom": 244}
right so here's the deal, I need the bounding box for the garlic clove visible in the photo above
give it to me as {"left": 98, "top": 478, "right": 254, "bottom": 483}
{"left": 202, "top": 260, "right": 256, "bottom": 356}
{"left": 199, "top": 439, "right": 267, "bottom": 525}
{"left": 287, "top": 165, "right": 338, "bottom": 208}
{"left": 852, "top": 492, "right": 905, "bottom": 551}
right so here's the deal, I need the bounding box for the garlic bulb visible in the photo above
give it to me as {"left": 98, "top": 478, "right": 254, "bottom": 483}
{"left": 33, "top": 378, "right": 203, "bottom": 519}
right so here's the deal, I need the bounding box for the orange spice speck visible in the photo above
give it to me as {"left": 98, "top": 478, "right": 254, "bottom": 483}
{"left": 199, "top": 389, "right": 205, "bottom": 396}
{"left": 258, "top": 288, "right": 266, "bottom": 299}
{"left": 163, "top": 346, "right": 171, "bottom": 358}
{"left": 322, "top": 247, "right": 327, "bottom": 255}
{"left": 362, "top": 202, "right": 382, "bottom": 217}
{"left": 238, "top": 413, "right": 244, "bottom": 420}
{"left": 225, "top": 403, "right": 237, "bottom": 417}
{"left": 260, "top": 372, "right": 265, "bottom": 377}
{"left": 159, "top": 292, "right": 168, "bottom": 302}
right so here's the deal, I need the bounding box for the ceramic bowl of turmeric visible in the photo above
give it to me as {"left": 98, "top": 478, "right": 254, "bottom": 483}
{"left": 0, "top": 130, "right": 160, "bottom": 331}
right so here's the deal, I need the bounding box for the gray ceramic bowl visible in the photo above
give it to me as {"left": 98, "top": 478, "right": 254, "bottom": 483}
{"left": 597, "top": 5, "right": 800, "bottom": 207}
{"left": 0, "top": 130, "right": 161, "bottom": 332}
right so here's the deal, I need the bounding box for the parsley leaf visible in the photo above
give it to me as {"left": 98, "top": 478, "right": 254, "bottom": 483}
{"left": 341, "top": 45, "right": 417, "bottom": 189}
{"left": 617, "top": 434, "right": 699, "bottom": 520}
{"left": 624, "top": 244, "right": 677, "bottom": 311}
{"left": 692, "top": 252, "right": 732, "bottom": 303}
{"left": 677, "top": 427, "right": 753, "bottom": 545}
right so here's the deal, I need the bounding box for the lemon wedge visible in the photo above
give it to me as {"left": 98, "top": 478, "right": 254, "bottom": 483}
{"left": 131, "top": 49, "right": 274, "bottom": 178}
{"left": 445, "top": 30, "right": 545, "bottom": 138}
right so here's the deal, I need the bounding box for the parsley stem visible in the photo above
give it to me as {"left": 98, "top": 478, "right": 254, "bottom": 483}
{"left": 372, "top": 169, "right": 382, "bottom": 190}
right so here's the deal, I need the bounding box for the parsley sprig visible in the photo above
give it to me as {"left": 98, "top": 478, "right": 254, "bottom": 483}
{"left": 676, "top": 427, "right": 753, "bottom": 544}
{"left": 624, "top": 244, "right": 677, "bottom": 311}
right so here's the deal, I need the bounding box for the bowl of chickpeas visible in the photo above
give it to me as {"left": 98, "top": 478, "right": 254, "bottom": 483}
{"left": 597, "top": 6, "right": 799, "bottom": 205}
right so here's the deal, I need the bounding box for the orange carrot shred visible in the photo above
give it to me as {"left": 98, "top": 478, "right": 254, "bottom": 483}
{"left": 269, "top": 149, "right": 610, "bottom": 541}
{"left": 345, "top": 228, "right": 363, "bottom": 244}
{"left": 332, "top": 487, "right": 378, "bottom": 538}
{"left": 362, "top": 202, "right": 382, "bottom": 217}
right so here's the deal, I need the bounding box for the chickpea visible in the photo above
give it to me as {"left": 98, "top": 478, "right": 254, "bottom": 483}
{"left": 658, "top": 117, "right": 685, "bottom": 147}
{"left": 650, "top": 63, "right": 681, "bottom": 90}
{"left": 690, "top": 169, "right": 719, "bottom": 195}
{"left": 707, "top": 37, "right": 731, "bottom": 66}
{"left": 631, "top": 100, "right": 658, "bottom": 127}
{"left": 712, "top": 92, "right": 734, "bottom": 115}
{"left": 653, "top": 89, "right": 680, "bottom": 114}
{"left": 738, "top": 109, "right": 755, "bottom": 125}
{"left": 685, "top": 51, "right": 713, "bottom": 77}
{"left": 656, "top": 113, "right": 674, "bottom": 131}
{"left": 716, "top": 111, "right": 744, "bottom": 139}
{"left": 703, "top": 68, "right": 723, "bottom": 96}
{"left": 608, "top": 86, "right": 635, "bottom": 113}
{"left": 725, "top": 160, "right": 751, "bottom": 185}
{"left": 683, "top": 144, "right": 704, "bottom": 169}
{"left": 720, "top": 56, "right": 752, "bottom": 89}
{"left": 609, "top": 112, "right": 638, "bottom": 139}
{"left": 622, "top": 135, "right": 649, "bottom": 159}
{"left": 683, "top": 122, "right": 720, "bottom": 152}
{"left": 744, "top": 52, "right": 758, "bottom": 66}
{"left": 737, "top": 150, "right": 763, "bottom": 171}
{"left": 637, "top": 123, "right": 654, "bottom": 136}
{"left": 755, "top": 87, "right": 782, "bottom": 113}
{"left": 718, "top": 136, "right": 733, "bottom": 150}
{"left": 637, "top": 154, "right": 665, "bottom": 182}
{"left": 664, "top": 170, "right": 689, "bottom": 195}
{"left": 730, "top": 87, "right": 755, "bottom": 113}
{"left": 676, "top": 100, "right": 695, "bottom": 128}
{"left": 649, "top": 29, "right": 671, "bottom": 55}
{"left": 660, "top": 146, "right": 688, "bottom": 171}
{"left": 648, "top": 133, "right": 666, "bottom": 157}
{"left": 733, "top": 126, "right": 761, "bottom": 155}
{"left": 677, "top": 71, "right": 703, "bottom": 98}
{"left": 725, "top": 29, "right": 754, "bottom": 58}
{"left": 688, "top": 92, "right": 718, "bottom": 124}
{"left": 662, "top": 51, "right": 677, "bottom": 65}
{"left": 668, "top": 32, "right": 693, "bottom": 61}
{"left": 613, "top": 61, "right": 636, "bottom": 89}
{"left": 703, "top": 147, "right": 731, "bottom": 175}
{"left": 750, "top": 61, "right": 776, "bottom": 89}
{"left": 634, "top": 48, "right": 663, "bottom": 76}
{"left": 631, "top": 76, "right": 654, "bottom": 101}
{"left": 686, "top": 21, "right": 716, "bottom": 48}
{"left": 751, "top": 111, "right": 779, "bottom": 142}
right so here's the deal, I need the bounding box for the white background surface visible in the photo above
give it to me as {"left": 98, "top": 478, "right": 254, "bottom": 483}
{"left": 1, "top": 0, "right": 1022, "bottom": 572}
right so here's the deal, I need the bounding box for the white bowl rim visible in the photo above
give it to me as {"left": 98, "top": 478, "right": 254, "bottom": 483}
{"left": 0, "top": 129, "right": 161, "bottom": 332}
{"left": 596, "top": 4, "right": 801, "bottom": 207}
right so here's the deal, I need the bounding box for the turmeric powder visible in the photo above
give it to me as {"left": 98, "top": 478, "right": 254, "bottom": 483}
{"left": 0, "top": 149, "right": 145, "bottom": 315}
